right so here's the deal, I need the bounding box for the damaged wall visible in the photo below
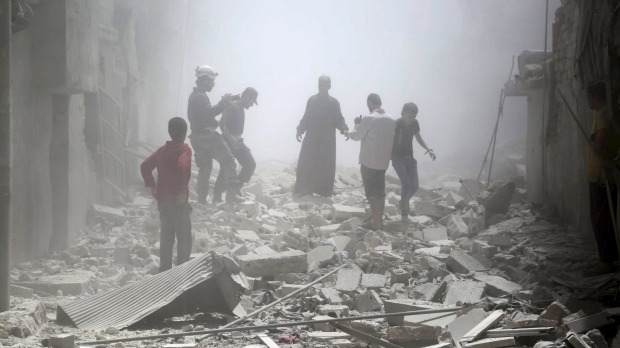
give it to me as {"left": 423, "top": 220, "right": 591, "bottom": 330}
{"left": 546, "top": 0, "right": 620, "bottom": 236}
{"left": 9, "top": 0, "right": 188, "bottom": 263}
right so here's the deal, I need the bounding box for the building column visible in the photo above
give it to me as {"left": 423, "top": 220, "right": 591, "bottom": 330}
{"left": 49, "top": 95, "right": 70, "bottom": 252}
{"left": 0, "top": 0, "right": 12, "bottom": 312}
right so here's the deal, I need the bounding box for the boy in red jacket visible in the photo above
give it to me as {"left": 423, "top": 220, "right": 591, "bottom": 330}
{"left": 141, "top": 117, "right": 193, "bottom": 272}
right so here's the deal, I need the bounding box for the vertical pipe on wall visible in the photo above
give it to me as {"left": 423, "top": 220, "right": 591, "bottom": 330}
{"left": 0, "top": 0, "right": 12, "bottom": 312}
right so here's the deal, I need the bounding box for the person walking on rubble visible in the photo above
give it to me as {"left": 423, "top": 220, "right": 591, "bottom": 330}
{"left": 187, "top": 65, "right": 244, "bottom": 204}
{"left": 212, "top": 87, "right": 259, "bottom": 202}
{"left": 585, "top": 81, "right": 620, "bottom": 276}
{"left": 347, "top": 93, "right": 395, "bottom": 230}
{"left": 140, "top": 117, "right": 193, "bottom": 272}
{"left": 294, "top": 75, "right": 349, "bottom": 197}
{"left": 392, "top": 102, "right": 436, "bottom": 223}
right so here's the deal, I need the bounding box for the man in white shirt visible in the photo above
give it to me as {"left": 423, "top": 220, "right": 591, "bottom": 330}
{"left": 348, "top": 93, "right": 395, "bottom": 230}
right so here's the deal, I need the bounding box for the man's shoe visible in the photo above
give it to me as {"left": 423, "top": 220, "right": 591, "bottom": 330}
{"left": 226, "top": 193, "right": 245, "bottom": 203}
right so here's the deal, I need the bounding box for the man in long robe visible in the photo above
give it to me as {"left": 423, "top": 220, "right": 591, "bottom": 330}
{"left": 294, "top": 75, "right": 349, "bottom": 197}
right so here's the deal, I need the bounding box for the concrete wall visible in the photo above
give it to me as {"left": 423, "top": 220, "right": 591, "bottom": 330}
{"left": 546, "top": 0, "right": 597, "bottom": 235}
{"left": 11, "top": 29, "right": 54, "bottom": 262}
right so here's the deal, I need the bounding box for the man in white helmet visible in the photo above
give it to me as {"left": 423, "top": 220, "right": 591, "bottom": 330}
{"left": 187, "top": 65, "right": 243, "bottom": 204}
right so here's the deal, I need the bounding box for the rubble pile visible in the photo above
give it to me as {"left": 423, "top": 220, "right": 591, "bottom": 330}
{"left": 1, "top": 165, "right": 619, "bottom": 348}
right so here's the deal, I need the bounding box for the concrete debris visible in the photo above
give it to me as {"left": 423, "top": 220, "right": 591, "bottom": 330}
{"left": 4, "top": 166, "right": 620, "bottom": 348}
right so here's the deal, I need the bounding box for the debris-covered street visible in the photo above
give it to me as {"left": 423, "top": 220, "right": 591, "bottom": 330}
{"left": 2, "top": 163, "right": 618, "bottom": 348}
{"left": 3, "top": 0, "right": 620, "bottom": 348}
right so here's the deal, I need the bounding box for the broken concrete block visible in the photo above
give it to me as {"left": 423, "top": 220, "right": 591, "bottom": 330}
{"left": 443, "top": 281, "right": 485, "bottom": 305}
{"left": 312, "top": 315, "right": 337, "bottom": 332}
{"left": 335, "top": 265, "right": 363, "bottom": 292}
{"left": 330, "top": 339, "right": 354, "bottom": 348}
{"left": 320, "top": 287, "right": 342, "bottom": 304}
{"left": 237, "top": 250, "right": 308, "bottom": 277}
{"left": 473, "top": 273, "right": 522, "bottom": 297}
{"left": 409, "top": 283, "right": 441, "bottom": 301}
{"left": 50, "top": 334, "right": 75, "bottom": 348}
{"left": 477, "top": 181, "right": 515, "bottom": 226}
{"left": 414, "top": 201, "right": 456, "bottom": 219}
{"left": 446, "top": 192, "right": 467, "bottom": 209}
{"left": 361, "top": 274, "right": 387, "bottom": 289}
{"left": 231, "top": 244, "right": 248, "bottom": 257}
{"left": 387, "top": 325, "right": 440, "bottom": 343}
{"left": 337, "top": 217, "right": 362, "bottom": 231}
{"left": 316, "top": 304, "right": 350, "bottom": 317}
{"left": 447, "top": 215, "right": 469, "bottom": 239}
{"left": 308, "top": 245, "right": 336, "bottom": 267}
{"left": 539, "top": 301, "right": 571, "bottom": 322}
{"left": 422, "top": 226, "right": 449, "bottom": 241}
{"left": 471, "top": 241, "right": 498, "bottom": 259}
{"left": 307, "top": 331, "right": 352, "bottom": 342}
{"left": 448, "top": 308, "right": 486, "bottom": 347}
{"left": 332, "top": 204, "right": 366, "bottom": 222}
{"left": 446, "top": 249, "right": 486, "bottom": 274}
{"left": 389, "top": 269, "right": 411, "bottom": 286}
{"left": 354, "top": 290, "right": 382, "bottom": 312}
{"left": 235, "top": 230, "right": 261, "bottom": 242}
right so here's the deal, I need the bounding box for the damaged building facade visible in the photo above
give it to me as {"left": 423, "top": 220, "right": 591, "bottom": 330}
{"left": 505, "top": 0, "right": 620, "bottom": 235}
{"left": 10, "top": 0, "right": 187, "bottom": 262}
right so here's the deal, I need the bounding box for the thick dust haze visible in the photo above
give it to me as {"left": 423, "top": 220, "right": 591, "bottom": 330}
{"left": 170, "top": 0, "right": 559, "bottom": 183}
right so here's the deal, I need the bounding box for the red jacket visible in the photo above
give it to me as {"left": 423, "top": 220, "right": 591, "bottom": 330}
{"left": 140, "top": 141, "right": 192, "bottom": 203}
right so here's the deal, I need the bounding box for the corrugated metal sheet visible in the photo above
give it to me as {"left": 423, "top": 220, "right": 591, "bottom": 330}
{"left": 57, "top": 252, "right": 248, "bottom": 330}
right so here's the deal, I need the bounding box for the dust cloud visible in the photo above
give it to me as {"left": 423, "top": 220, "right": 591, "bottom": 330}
{"left": 169, "top": 0, "right": 559, "bottom": 183}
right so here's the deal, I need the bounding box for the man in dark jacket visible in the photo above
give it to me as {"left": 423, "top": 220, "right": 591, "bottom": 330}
{"left": 213, "top": 87, "right": 259, "bottom": 202}
{"left": 187, "top": 65, "right": 243, "bottom": 204}
{"left": 294, "top": 75, "right": 349, "bottom": 197}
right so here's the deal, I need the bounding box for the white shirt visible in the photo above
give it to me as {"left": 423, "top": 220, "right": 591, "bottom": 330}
{"left": 349, "top": 109, "right": 395, "bottom": 170}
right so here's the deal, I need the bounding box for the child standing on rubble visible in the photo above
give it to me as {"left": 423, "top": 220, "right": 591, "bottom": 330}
{"left": 141, "top": 117, "right": 193, "bottom": 272}
{"left": 392, "top": 102, "right": 436, "bottom": 223}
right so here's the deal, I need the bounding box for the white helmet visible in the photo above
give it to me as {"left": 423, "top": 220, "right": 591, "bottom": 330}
{"left": 195, "top": 65, "right": 218, "bottom": 79}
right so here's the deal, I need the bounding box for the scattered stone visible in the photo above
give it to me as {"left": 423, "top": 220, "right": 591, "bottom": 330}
{"left": 422, "top": 226, "right": 449, "bottom": 241}
{"left": 332, "top": 204, "right": 366, "bottom": 222}
{"left": 237, "top": 250, "right": 308, "bottom": 277}
{"left": 335, "top": 265, "right": 363, "bottom": 292}
{"left": 354, "top": 290, "right": 382, "bottom": 312}
{"left": 387, "top": 325, "right": 440, "bottom": 343}
{"left": 316, "top": 305, "right": 350, "bottom": 317}
{"left": 446, "top": 249, "right": 486, "bottom": 274}
{"left": 473, "top": 273, "right": 522, "bottom": 297}
{"left": 320, "top": 288, "right": 342, "bottom": 304}
{"left": 447, "top": 215, "right": 469, "bottom": 239}
{"left": 414, "top": 201, "right": 456, "bottom": 219}
{"left": 443, "top": 281, "right": 485, "bottom": 305}
{"left": 49, "top": 334, "right": 74, "bottom": 348}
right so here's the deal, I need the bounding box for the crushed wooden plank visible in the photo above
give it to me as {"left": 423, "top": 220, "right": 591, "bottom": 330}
{"left": 461, "top": 310, "right": 505, "bottom": 343}
{"left": 565, "top": 311, "right": 613, "bottom": 333}
{"left": 464, "top": 337, "right": 515, "bottom": 348}
{"left": 486, "top": 327, "right": 554, "bottom": 337}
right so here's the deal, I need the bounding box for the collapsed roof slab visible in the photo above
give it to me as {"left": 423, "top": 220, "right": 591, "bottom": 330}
{"left": 56, "top": 252, "right": 249, "bottom": 330}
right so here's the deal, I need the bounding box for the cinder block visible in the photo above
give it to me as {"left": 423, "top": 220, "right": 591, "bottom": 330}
{"left": 335, "top": 265, "right": 362, "bottom": 292}
{"left": 237, "top": 250, "right": 308, "bottom": 277}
